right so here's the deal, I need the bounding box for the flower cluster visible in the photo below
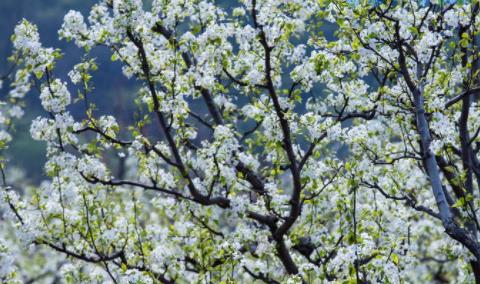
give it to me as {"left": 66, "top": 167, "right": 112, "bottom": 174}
{"left": 2, "top": 0, "right": 480, "bottom": 283}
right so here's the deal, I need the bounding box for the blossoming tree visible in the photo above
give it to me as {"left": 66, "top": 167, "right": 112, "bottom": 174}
{"left": 1, "top": 0, "right": 480, "bottom": 282}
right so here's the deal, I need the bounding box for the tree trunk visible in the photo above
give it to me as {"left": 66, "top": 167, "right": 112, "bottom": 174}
{"left": 470, "top": 261, "right": 480, "bottom": 284}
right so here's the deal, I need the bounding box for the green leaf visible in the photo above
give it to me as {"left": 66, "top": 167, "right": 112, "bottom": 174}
{"left": 351, "top": 38, "right": 361, "bottom": 50}
{"left": 452, "top": 197, "right": 465, "bottom": 208}
{"left": 408, "top": 26, "right": 419, "bottom": 36}
{"left": 391, "top": 253, "right": 399, "bottom": 266}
